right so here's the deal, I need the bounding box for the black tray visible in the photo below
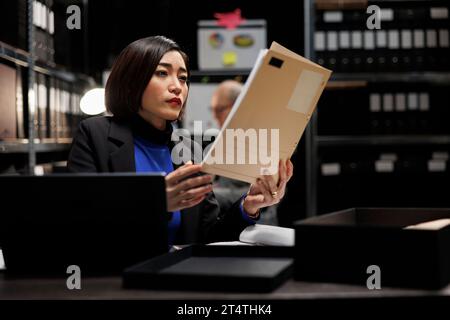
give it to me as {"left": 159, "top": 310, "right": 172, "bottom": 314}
{"left": 123, "top": 245, "right": 294, "bottom": 292}
{"left": 294, "top": 208, "right": 450, "bottom": 289}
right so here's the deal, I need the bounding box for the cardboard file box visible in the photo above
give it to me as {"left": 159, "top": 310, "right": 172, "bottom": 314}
{"left": 294, "top": 208, "right": 450, "bottom": 289}
{"left": 123, "top": 245, "right": 293, "bottom": 292}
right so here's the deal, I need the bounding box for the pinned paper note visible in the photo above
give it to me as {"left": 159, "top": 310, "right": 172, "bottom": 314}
{"left": 222, "top": 51, "right": 237, "bottom": 66}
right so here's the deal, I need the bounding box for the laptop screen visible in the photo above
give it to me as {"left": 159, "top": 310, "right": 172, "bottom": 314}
{"left": 0, "top": 173, "right": 168, "bottom": 276}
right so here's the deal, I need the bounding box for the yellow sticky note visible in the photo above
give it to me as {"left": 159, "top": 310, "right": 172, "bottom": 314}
{"left": 222, "top": 51, "right": 237, "bottom": 66}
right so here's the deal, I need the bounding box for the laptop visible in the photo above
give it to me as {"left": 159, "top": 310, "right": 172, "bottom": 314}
{"left": 0, "top": 173, "right": 168, "bottom": 276}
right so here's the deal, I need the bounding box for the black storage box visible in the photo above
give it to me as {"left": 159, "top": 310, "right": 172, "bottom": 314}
{"left": 294, "top": 208, "right": 450, "bottom": 289}
{"left": 123, "top": 245, "right": 293, "bottom": 292}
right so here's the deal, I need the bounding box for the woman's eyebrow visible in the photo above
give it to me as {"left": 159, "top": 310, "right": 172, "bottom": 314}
{"left": 158, "top": 62, "right": 187, "bottom": 73}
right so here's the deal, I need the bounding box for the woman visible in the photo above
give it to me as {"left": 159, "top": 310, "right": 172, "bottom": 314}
{"left": 67, "top": 36, "right": 293, "bottom": 245}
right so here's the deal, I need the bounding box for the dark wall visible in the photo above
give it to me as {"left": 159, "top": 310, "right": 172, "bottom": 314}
{"left": 87, "top": 0, "right": 304, "bottom": 79}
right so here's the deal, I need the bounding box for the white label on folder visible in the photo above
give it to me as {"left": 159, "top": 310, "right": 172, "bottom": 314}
{"left": 439, "top": 29, "right": 449, "bottom": 48}
{"left": 33, "top": 1, "right": 38, "bottom": 27}
{"left": 339, "top": 31, "right": 350, "bottom": 49}
{"left": 0, "top": 249, "right": 4, "bottom": 271}
{"left": 432, "top": 152, "right": 449, "bottom": 160}
{"left": 287, "top": 70, "right": 324, "bottom": 115}
{"left": 33, "top": 83, "right": 38, "bottom": 112}
{"left": 34, "top": 165, "right": 45, "bottom": 176}
{"left": 41, "top": 3, "right": 47, "bottom": 30}
{"left": 321, "top": 163, "right": 340, "bottom": 176}
{"left": 413, "top": 30, "right": 425, "bottom": 48}
{"left": 430, "top": 7, "right": 448, "bottom": 20}
{"left": 351, "top": 31, "right": 362, "bottom": 49}
{"left": 401, "top": 30, "right": 412, "bottom": 49}
{"left": 375, "top": 160, "right": 394, "bottom": 173}
{"left": 388, "top": 30, "right": 400, "bottom": 49}
{"left": 428, "top": 160, "right": 446, "bottom": 172}
{"left": 380, "top": 8, "right": 394, "bottom": 21}
{"left": 426, "top": 30, "right": 437, "bottom": 48}
{"left": 36, "top": 1, "right": 42, "bottom": 28}
{"left": 49, "top": 11, "right": 54, "bottom": 35}
{"left": 364, "top": 31, "right": 375, "bottom": 50}
{"left": 327, "top": 31, "right": 338, "bottom": 51}
{"left": 395, "top": 93, "right": 406, "bottom": 112}
{"left": 315, "top": 31, "right": 326, "bottom": 51}
{"left": 38, "top": 83, "right": 46, "bottom": 109}
{"left": 383, "top": 94, "right": 394, "bottom": 112}
{"left": 323, "top": 11, "right": 343, "bottom": 23}
{"left": 376, "top": 30, "right": 387, "bottom": 48}
{"left": 370, "top": 93, "right": 381, "bottom": 112}
{"left": 40, "top": 3, "right": 46, "bottom": 29}
{"left": 408, "top": 93, "right": 418, "bottom": 110}
{"left": 419, "top": 92, "right": 430, "bottom": 111}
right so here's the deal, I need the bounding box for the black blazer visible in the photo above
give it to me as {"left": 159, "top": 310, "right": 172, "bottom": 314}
{"left": 67, "top": 116, "right": 252, "bottom": 244}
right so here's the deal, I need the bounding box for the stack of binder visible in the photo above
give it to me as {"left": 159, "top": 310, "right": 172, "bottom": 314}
{"left": 312, "top": 1, "right": 450, "bottom": 215}
{"left": 33, "top": 0, "right": 55, "bottom": 63}
{"left": 315, "top": 2, "right": 450, "bottom": 72}
{"left": 318, "top": 82, "right": 449, "bottom": 135}
{"left": 317, "top": 146, "right": 450, "bottom": 214}
{"left": 1, "top": 67, "right": 85, "bottom": 141}
{"left": 0, "top": 63, "right": 17, "bottom": 139}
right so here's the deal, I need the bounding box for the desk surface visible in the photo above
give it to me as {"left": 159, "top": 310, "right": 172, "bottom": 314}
{"left": 1, "top": 273, "right": 449, "bottom": 300}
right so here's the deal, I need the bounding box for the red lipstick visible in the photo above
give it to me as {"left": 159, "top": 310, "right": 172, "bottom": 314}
{"left": 167, "top": 97, "right": 182, "bottom": 106}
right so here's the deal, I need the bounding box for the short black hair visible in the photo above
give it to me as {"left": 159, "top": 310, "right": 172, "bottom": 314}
{"left": 105, "top": 36, "right": 189, "bottom": 119}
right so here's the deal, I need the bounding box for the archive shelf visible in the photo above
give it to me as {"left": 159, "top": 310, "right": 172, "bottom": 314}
{"left": 0, "top": 40, "right": 88, "bottom": 83}
{"left": 330, "top": 72, "right": 450, "bottom": 84}
{"left": 0, "top": 1, "right": 93, "bottom": 174}
{"left": 0, "top": 139, "right": 72, "bottom": 154}
{"left": 305, "top": 0, "right": 450, "bottom": 216}
{"left": 317, "top": 135, "right": 450, "bottom": 146}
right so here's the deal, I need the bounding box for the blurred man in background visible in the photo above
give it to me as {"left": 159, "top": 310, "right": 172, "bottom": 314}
{"left": 210, "top": 80, "right": 278, "bottom": 225}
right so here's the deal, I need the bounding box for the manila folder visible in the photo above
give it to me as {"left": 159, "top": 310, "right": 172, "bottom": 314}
{"left": 201, "top": 42, "right": 332, "bottom": 183}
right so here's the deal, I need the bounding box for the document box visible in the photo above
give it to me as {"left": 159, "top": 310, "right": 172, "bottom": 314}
{"left": 123, "top": 245, "right": 293, "bottom": 292}
{"left": 294, "top": 208, "right": 450, "bottom": 289}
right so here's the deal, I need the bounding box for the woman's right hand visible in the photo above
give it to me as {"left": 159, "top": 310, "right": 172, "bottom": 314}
{"left": 165, "top": 161, "right": 213, "bottom": 212}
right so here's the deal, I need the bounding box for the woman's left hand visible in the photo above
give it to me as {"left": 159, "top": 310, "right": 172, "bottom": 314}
{"left": 243, "top": 159, "right": 294, "bottom": 216}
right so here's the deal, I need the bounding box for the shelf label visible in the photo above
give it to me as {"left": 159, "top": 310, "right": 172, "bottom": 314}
{"left": 323, "top": 11, "right": 343, "bottom": 23}
{"left": 428, "top": 160, "right": 446, "bottom": 172}
{"left": 375, "top": 160, "right": 394, "bottom": 173}
{"left": 430, "top": 7, "right": 448, "bottom": 20}
{"left": 321, "top": 163, "right": 341, "bottom": 176}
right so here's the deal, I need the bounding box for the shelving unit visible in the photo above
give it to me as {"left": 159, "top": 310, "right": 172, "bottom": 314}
{"left": 317, "top": 135, "right": 450, "bottom": 146}
{"left": 190, "top": 70, "right": 252, "bottom": 77}
{"left": 304, "top": 0, "right": 318, "bottom": 217}
{"left": 305, "top": 0, "right": 450, "bottom": 216}
{"left": 0, "top": 139, "right": 72, "bottom": 154}
{"left": 331, "top": 72, "right": 450, "bottom": 83}
{"left": 0, "top": 41, "right": 79, "bottom": 82}
{"left": 0, "top": 1, "right": 93, "bottom": 174}
{"left": 0, "top": 39, "right": 77, "bottom": 156}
